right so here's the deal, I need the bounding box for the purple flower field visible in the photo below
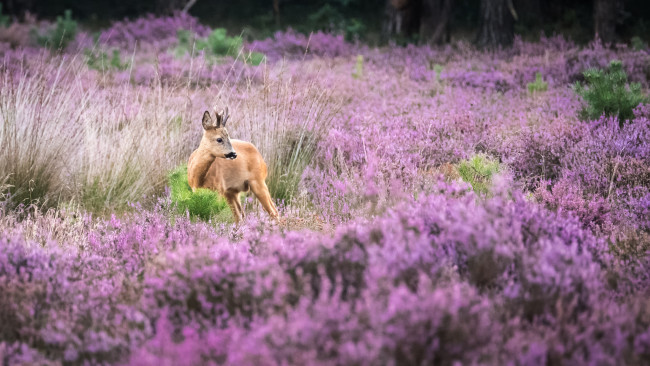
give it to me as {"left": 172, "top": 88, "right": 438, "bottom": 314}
{"left": 1, "top": 13, "right": 650, "bottom": 365}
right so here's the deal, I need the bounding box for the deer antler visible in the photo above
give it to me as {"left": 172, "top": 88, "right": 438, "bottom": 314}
{"left": 221, "top": 106, "right": 230, "bottom": 126}
{"left": 213, "top": 106, "right": 230, "bottom": 128}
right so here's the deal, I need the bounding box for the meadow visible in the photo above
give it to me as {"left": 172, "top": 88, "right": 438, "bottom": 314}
{"left": 1, "top": 12, "right": 650, "bottom": 365}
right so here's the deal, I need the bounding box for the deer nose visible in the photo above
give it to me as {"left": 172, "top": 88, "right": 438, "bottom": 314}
{"left": 225, "top": 152, "right": 237, "bottom": 160}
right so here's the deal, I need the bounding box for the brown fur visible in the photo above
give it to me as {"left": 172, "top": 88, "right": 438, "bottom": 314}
{"left": 188, "top": 110, "right": 278, "bottom": 223}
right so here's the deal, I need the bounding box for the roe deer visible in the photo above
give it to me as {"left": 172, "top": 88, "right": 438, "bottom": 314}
{"left": 188, "top": 107, "right": 278, "bottom": 223}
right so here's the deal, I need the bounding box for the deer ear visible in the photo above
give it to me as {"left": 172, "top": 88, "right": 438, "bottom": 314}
{"left": 202, "top": 111, "right": 214, "bottom": 130}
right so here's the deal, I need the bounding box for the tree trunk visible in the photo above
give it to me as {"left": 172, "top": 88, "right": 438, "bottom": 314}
{"left": 476, "top": 0, "right": 515, "bottom": 48}
{"left": 420, "top": 0, "right": 452, "bottom": 45}
{"left": 514, "top": 0, "right": 541, "bottom": 27}
{"left": 155, "top": 0, "right": 186, "bottom": 15}
{"left": 382, "top": 0, "right": 422, "bottom": 41}
{"left": 273, "top": 0, "right": 281, "bottom": 27}
{"left": 594, "top": 0, "right": 618, "bottom": 44}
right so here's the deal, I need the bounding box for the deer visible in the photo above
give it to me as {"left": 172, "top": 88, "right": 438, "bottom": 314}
{"left": 187, "top": 107, "right": 278, "bottom": 223}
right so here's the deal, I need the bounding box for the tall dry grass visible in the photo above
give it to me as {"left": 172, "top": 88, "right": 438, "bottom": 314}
{"left": 0, "top": 55, "right": 87, "bottom": 208}
{"left": 0, "top": 54, "right": 194, "bottom": 212}
{"left": 221, "top": 64, "right": 341, "bottom": 202}
{"left": 0, "top": 52, "right": 339, "bottom": 214}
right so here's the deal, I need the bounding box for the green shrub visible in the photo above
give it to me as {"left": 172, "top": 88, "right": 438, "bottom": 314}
{"left": 174, "top": 29, "right": 194, "bottom": 58}
{"left": 457, "top": 154, "right": 501, "bottom": 195}
{"left": 168, "top": 165, "right": 229, "bottom": 221}
{"left": 245, "top": 51, "right": 266, "bottom": 66}
{"left": 85, "top": 49, "right": 129, "bottom": 71}
{"left": 35, "top": 10, "right": 77, "bottom": 50}
{"left": 0, "top": 4, "right": 9, "bottom": 28}
{"left": 527, "top": 72, "right": 548, "bottom": 93}
{"left": 631, "top": 36, "right": 647, "bottom": 51}
{"left": 344, "top": 18, "right": 365, "bottom": 42}
{"left": 175, "top": 28, "right": 266, "bottom": 64}
{"left": 197, "top": 28, "right": 242, "bottom": 57}
{"left": 573, "top": 60, "right": 648, "bottom": 125}
{"left": 308, "top": 4, "right": 344, "bottom": 31}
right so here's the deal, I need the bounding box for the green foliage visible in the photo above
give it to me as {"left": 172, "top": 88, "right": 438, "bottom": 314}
{"left": 631, "top": 36, "right": 647, "bottom": 51}
{"left": 35, "top": 10, "right": 78, "bottom": 50}
{"left": 245, "top": 51, "right": 266, "bottom": 66}
{"left": 305, "top": 3, "right": 366, "bottom": 42}
{"left": 432, "top": 63, "right": 444, "bottom": 83}
{"left": 527, "top": 72, "right": 548, "bottom": 93}
{"left": 344, "top": 18, "right": 365, "bottom": 42}
{"left": 174, "top": 29, "right": 194, "bottom": 58}
{"left": 176, "top": 28, "right": 267, "bottom": 64}
{"left": 573, "top": 60, "right": 648, "bottom": 125}
{"left": 168, "top": 165, "right": 228, "bottom": 221}
{"left": 352, "top": 55, "right": 363, "bottom": 79}
{"left": 85, "top": 49, "right": 129, "bottom": 71}
{"left": 457, "top": 154, "right": 501, "bottom": 195}
{"left": 197, "top": 28, "right": 243, "bottom": 57}
{"left": 0, "top": 4, "right": 10, "bottom": 28}
{"left": 80, "top": 165, "right": 140, "bottom": 214}
{"left": 308, "top": 4, "right": 343, "bottom": 29}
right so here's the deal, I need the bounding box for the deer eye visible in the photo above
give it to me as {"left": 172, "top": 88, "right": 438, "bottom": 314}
{"left": 216, "top": 138, "right": 223, "bottom": 143}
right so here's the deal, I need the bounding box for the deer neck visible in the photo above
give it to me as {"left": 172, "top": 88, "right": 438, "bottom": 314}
{"left": 190, "top": 147, "right": 217, "bottom": 188}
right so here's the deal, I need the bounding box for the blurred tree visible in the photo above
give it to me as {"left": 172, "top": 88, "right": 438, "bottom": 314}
{"left": 420, "top": 0, "right": 452, "bottom": 44}
{"left": 513, "top": 0, "right": 541, "bottom": 29}
{"left": 382, "top": 0, "right": 422, "bottom": 40}
{"left": 476, "top": 0, "right": 516, "bottom": 47}
{"left": 273, "top": 0, "right": 281, "bottom": 26}
{"left": 383, "top": 0, "right": 453, "bottom": 44}
{"left": 155, "top": 0, "right": 198, "bottom": 14}
{"left": 594, "top": 0, "right": 618, "bottom": 43}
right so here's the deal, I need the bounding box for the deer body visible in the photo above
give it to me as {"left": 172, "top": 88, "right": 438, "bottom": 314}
{"left": 188, "top": 109, "right": 278, "bottom": 223}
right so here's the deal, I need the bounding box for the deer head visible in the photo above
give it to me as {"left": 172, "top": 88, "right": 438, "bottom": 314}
{"left": 200, "top": 107, "right": 237, "bottom": 160}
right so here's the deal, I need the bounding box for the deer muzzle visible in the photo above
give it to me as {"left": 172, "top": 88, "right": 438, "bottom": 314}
{"left": 225, "top": 151, "right": 237, "bottom": 160}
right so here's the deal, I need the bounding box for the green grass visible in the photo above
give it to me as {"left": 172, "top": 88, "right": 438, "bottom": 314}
{"left": 457, "top": 154, "right": 502, "bottom": 195}
{"left": 527, "top": 72, "right": 548, "bottom": 94}
{"left": 168, "top": 165, "right": 229, "bottom": 221}
{"left": 352, "top": 55, "right": 363, "bottom": 79}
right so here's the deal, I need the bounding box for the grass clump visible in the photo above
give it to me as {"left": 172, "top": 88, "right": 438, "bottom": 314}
{"left": 168, "top": 165, "right": 228, "bottom": 221}
{"left": 34, "top": 9, "right": 77, "bottom": 50}
{"left": 527, "top": 72, "right": 548, "bottom": 93}
{"left": 352, "top": 55, "right": 363, "bottom": 79}
{"left": 457, "top": 154, "right": 501, "bottom": 195}
{"left": 573, "top": 60, "right": 647, "bottom": 125}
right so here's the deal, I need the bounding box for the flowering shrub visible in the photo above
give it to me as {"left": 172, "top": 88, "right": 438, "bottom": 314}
{"left": 0, "top": 12, "right": 649, "bottom": 366}
{"left": 247, "top": 29, "right": 353, "bottom": 61}
{"left": 97, "top": 12, "right": 210, "bottom": 51}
